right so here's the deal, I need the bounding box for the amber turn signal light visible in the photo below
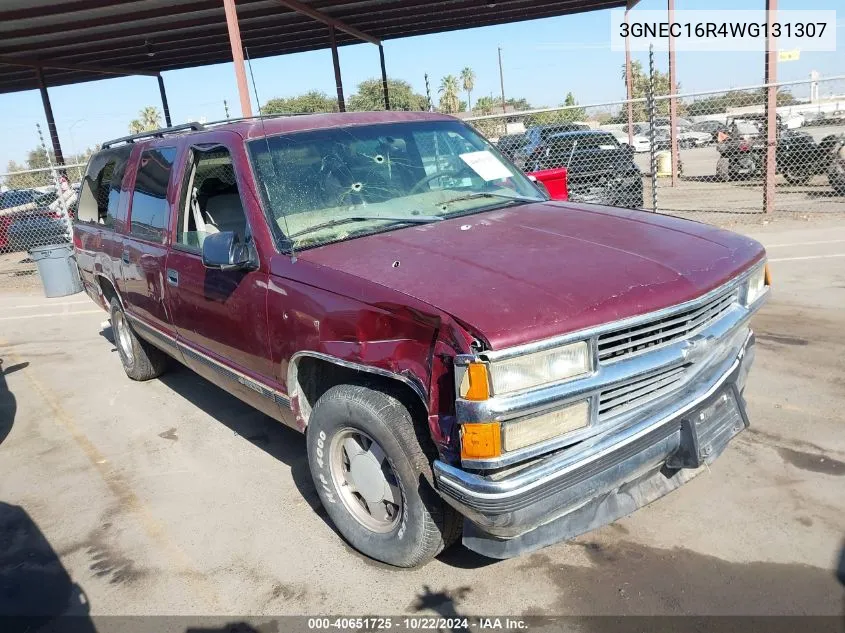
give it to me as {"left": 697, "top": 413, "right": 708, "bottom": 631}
{"left": 462, "top": 362, "right": 491, "bottom": 401}
{"left": 764, "top": 263, "right": 772, "bottom": 286}
{"left": 460, "top": 422, "right": 502, "bottom": 460}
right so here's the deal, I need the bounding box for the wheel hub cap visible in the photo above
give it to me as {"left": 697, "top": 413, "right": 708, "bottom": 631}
{"left": 329, "top": 429, "right": 403, "bottom": 533}
{"left": 348, "top": 451, "right": 389, "bottom": 504}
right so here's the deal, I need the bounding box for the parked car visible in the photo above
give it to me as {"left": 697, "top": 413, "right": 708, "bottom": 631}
{"left": 512, "top": 122, "right": 591, "bottom": 170}
{"left": 0, "top": 189, "right": 67, "bottom": 253}
{"left": 652, "top": 126, "right": 710, "bottom": 150}
{"left": 691, "top": 120, "right": 729, "bottom": 144}
{"left": 609, "top": 129, "right": 651, "bottom": 153}
{"left": 716, "top": 113, "right": 840, "bottom": 184}
{"left": 7, "top": 213, "right": 69, "bottom": 251}
{"left": 74, "top": 112, "right": 769, "bottom": 567}
{"left": 496, "top": 133, "right": 527, "bottom": 160}
{"left": 535, "top": 130, "right": 643, "bottom": 208}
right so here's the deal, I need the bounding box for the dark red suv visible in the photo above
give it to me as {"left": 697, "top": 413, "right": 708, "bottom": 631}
{"left": 73, "top": 112, "right": 769, "bottom": 567}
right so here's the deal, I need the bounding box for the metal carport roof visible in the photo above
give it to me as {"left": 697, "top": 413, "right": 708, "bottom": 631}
{"left": 0, "top": 0, "right": 627, "bottom": 94}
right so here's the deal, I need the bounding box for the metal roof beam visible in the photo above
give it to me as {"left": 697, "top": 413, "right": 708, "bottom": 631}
{"left": 273, "top": 0, "right": 380, "bottom": 45}
{"left": 0, "top": 55, "right": 159, "bottom": 77}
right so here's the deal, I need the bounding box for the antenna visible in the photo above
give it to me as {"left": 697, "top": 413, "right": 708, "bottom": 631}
{"left": 244, "top": 46, "right": 296, "bottom": 263}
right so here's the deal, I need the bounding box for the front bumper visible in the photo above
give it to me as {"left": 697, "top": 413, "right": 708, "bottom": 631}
{"left": 434, "top": 330, "right": 756, "bottom": 559}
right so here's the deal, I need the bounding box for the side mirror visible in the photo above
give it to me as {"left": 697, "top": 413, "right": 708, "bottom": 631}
{"left": 201, "top": 231, "right": 255, "bottom": 271}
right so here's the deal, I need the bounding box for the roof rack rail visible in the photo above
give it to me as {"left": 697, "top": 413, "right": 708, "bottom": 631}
{"left": 203, "top": 112, "right": 308, "bottom": 128}
{"left": 101, "top": 122, "right": 205, "bottom": 148}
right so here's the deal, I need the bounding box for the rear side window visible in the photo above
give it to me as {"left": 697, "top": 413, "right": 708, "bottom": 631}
{"left": 76, "top": 147, "right": 132, "bottom": 228}
{"left": 130, "top": 147, "right": 177, "bottom": 243}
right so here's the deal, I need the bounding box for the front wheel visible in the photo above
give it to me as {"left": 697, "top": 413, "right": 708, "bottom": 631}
{"left": 306, "top": 383, "right": 460, "bottom": 567}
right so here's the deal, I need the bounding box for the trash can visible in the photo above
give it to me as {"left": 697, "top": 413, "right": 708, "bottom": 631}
{"left": 29, "top": 244, "right": 83, "bottom": 298}
{"left": 656, "top": 150, "right": 673, "bottom": 176}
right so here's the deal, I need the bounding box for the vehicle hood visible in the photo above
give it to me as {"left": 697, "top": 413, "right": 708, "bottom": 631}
{"left": 300, "top": 202, "right": 765, "bottom": 350}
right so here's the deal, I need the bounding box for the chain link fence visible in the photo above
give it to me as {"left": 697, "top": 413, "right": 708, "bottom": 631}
{"left": 0, "top": 163, "right": 85, "bottom": 286}
{"left": 465, "top": 74, "right": 845, "bottom": 223}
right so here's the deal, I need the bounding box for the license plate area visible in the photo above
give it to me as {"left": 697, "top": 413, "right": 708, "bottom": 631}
{"left": 667, "top": 387, "right": 747, "bottom": 469}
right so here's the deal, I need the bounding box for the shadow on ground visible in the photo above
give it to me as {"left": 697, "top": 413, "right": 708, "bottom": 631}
{"left": 520, "top": 538, "right": 845, "bottom": 616}
{"left": 0, "top": 359, "right": 27, "bottom": 446}
{"left": 0, "top": 502, "right": 94, "bottom": 632}
{"left": 98, "top": 330, "right": 495, "bottom": 571}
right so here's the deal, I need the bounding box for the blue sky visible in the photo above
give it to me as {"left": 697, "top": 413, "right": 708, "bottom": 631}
{"left": 0, "top": 0, "right": 841, "bottom": 169}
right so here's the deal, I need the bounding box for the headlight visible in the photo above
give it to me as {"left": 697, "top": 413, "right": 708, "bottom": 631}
{"left": 742, "top": 263, "right": 768, "bottom": 306}
{"left": 487, "top": 341, "right": 591, "bottom": 395}
{"left": 502, "top": 400, "right": 590, "bottom": 452}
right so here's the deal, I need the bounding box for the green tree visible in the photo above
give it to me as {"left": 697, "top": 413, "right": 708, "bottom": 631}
{"left": 3, "top": 146, "right": 94, "bottom": 189}
{"left": 347, "top": 78, "right": 427, "bottom": 111}
{"left": 460, "top": 67, "right": 476, "bottom": 112}
{"left": 622, "top": 61, "right": 677, "bottom": 120}
{"left": 129, "top": 106, "right": 162, "bottom": 134}
{"left": 263, "top": 91, "right": 338, "bottom": 114}
{"left": 527, "top": 92, "right": 588, "bottom": 124}
{"left": 438, "top": 75, "right": 461, "bottom": 114}
{"left": 685, "top": 87, "right": 799, "bottom": 117}
{"left": 473, "top": 95, "right": 498, "bottom": 115}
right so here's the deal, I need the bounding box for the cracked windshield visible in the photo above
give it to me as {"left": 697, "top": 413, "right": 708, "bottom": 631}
{"left": 248, "top": 120, "right": 545, "bottom": 249}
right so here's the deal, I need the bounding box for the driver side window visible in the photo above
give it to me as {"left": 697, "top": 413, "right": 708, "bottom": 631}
{"left": 176, "top": 148, "right": 249, "bottom": 251}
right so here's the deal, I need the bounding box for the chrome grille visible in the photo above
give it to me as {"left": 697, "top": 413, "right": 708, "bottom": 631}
{"left": 598, "top": 364, "right": 688, "bottom": 419}
{"left": 597, "top": 290, "right": 737, "bottom": 362}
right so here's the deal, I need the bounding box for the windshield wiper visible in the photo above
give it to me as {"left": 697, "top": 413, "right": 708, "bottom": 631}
{"left": 438, "top": 191, "right": 540, "bottom": 206}
{"left": 288, "top": 214, "right": 442, "bottom": 240}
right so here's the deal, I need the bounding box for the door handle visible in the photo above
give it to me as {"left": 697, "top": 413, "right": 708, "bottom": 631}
{"left": 121, "top": 250, "right": 130, "bottom": 265}
{"left": 166, "top": 269, "right": 179, "bottom": 287}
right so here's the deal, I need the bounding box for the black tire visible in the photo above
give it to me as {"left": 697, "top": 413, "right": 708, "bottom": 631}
{"left": 306, "top": 383, "right": 460, "bottom": 568}
{"left": 783, "top": 166, "right": 813, "bottom": 186}
{"left": 109, "top": 297, "right": 167, "bottom": 381}
{"left": 716, "top": 157, "right": 732, "bottom": 182}
{"left": 829, "top": 160, "right": 845, "bottom": 195}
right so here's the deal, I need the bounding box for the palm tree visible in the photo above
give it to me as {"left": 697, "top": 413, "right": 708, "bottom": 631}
{"left": 438, "top": 75, "right": 461, "bottom": 114}
{"left": 460, "top": 67, "right": 476, "bottom": 112}
{"left": 128, "top": 106, "right": 163, "bottom": 134}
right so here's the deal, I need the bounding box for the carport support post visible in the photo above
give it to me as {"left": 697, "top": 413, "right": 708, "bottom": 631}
{"left": 379, "top": 44, "right": 390, "bottom": 110}
{"left": 763, "top": 0, "right": 778, "bottom": 214}
{"left": 222, "top": 0, "right": 254, "bottom": 118}
{"left": 35, "top": 68, "right": 64, "bottom": 167}
{"left": 157, "top": 74, "right": 172, "bottom": 127}
{"left": 328, "top": 25, "right": 346, "bottom": 112}
{"left": 667, "top": 0, "right": 679, "bottom": 187}
{"left": 624, "top": 10, "right": 634, "bottom": 147}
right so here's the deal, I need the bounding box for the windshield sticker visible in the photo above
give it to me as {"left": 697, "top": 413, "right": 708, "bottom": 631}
{"left": 459, "top": 150, "right": 513, "bottom": 181}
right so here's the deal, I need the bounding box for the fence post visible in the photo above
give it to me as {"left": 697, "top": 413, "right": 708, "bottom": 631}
{"left": 763, "top": 0, "right": 778, "bottom": 214}
{"left": 37, "top": 123, "right": 71, "bottom": 241}
{"left": 648, "top": 45, "right": 658, "bottom": 213}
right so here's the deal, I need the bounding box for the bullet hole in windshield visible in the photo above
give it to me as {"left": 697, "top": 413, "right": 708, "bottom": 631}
{"left": 351, "top": 182, "right": 363, "bottom": 192}
{"left": 461, "top": 224, "right": 472, "bottom": 231}
{"left": 374, "top": 155, "right": 385, "bottom": 164}
{"left": 392, "top": 260, "right": 400, "bottom": 268}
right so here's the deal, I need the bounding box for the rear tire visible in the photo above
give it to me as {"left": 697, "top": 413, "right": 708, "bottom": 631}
{"left": 829, "top": 159, "right": 845, "bottom": 195}
{"left": 716, "top": 157, "right": 732, "bottom": 182}
{"left": 306, "top": 383, "right": 460, "bottom": 568}
{"left": 109, "top": 298, "right": 167, "bottom": 381}
{"left": 783, "top": 166, "right": 813, "bottom": 186}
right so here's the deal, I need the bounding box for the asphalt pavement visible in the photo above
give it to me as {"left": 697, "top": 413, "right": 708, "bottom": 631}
{"left": 0, "top": 218, "right": 843, "bottom": 619}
